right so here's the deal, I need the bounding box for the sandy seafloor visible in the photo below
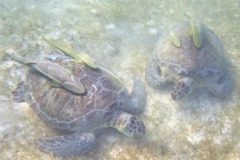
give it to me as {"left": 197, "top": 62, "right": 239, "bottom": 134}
{"left": 0, "top": 0, "right": 240, "bottom": 159}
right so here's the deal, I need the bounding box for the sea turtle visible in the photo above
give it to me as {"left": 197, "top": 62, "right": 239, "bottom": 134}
{"left": 6, "top": 40, "right": 146, "bottom": 157}
{"left": 145, "top": 21, "right": 233, "bottom": 100}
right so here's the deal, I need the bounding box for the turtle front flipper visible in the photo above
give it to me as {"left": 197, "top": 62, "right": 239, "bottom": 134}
{"left": 145, "top": 57, "right": 171, "bottom": 89}
{"left": 35, "top": 132, "right": 96, "bottom": 157}
{"left": 44, "top": 36, "right": 98, "bottom": 69}
{"left": 171, "top": 77, "right": 194, "bottom": 100}
{"left": 109, "top": 111, "right": 145, "bottom": 137}
{"left": 208, "top": 72, "right": 233, "bottom": 98}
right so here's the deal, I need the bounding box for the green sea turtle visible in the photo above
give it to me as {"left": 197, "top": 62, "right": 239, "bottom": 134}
{"left": 6, "top": 40, "right": 146, "bottom": 157}
{"left": 145, "top": 21, "right": 233, "bottom": 100}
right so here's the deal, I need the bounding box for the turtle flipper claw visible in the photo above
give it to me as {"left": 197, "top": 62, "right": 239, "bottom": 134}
{"left": 35, "top": 132, "right": 96, "bottom": 157}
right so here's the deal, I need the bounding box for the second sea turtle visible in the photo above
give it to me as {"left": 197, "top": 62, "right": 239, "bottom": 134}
{"left": 145, "top": 21, "right": 233, "bottom": 100}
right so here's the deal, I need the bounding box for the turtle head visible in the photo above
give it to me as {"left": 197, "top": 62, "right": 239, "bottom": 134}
{"left": 110, "top": 111, "right": 145, "bottom": 137}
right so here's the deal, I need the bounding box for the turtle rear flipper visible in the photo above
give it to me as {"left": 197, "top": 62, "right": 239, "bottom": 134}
{"left": 12, "top": 81, "right": 25, "bottom": 102}
{"left": 35, "top": 132, "right": 96, "bottom": 157}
